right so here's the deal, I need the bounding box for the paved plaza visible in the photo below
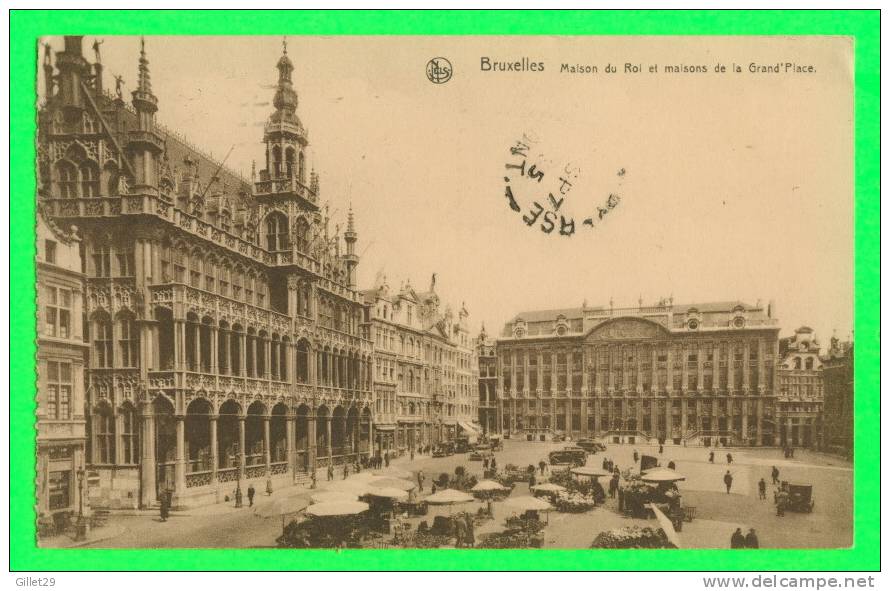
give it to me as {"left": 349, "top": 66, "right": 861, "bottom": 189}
{"left": 55, "top": 440, "right": 851, "bottom": 550}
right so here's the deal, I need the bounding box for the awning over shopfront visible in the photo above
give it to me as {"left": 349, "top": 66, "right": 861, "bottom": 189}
{"left": 458, "top": 421, "right": 482, "bottom": 436}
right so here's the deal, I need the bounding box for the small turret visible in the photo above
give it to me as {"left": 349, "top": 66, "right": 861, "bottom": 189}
{"left": 342, "top": 205, "right": 359, "bottom": 288}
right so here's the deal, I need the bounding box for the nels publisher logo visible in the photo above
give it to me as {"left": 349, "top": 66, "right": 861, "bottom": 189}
{"left": 426, "top": 57, "right": 453, "bottom": 84}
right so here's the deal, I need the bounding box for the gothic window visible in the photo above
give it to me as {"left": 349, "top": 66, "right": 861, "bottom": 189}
{"left": 94, "top": 404, "right": 115, "bottom": 464}
{"left": 204, "top": 258, "right": 216, "bottom": 292}
{"left": 218, "top": 266, "right": 230, "bottom": 297}
{"left": 82, "top": 112, "right": 98, "bottom": 134}
{"left": 118, "top": 315, "right": 139, "bottom": 367}
{"left": 232, "top": 269, "right": 243, "bottom": 300}
{"left": 43, "top": 286, "right": 72, "bottom": 339}
{"left": 190, "top": 251, "right": 202, "bottom": 288}
{"left": 265, "top": 212, "right": 289, "bottom": 251}
{"left": 120, "top": 405, "right": 139, "bottom": 465}
{"left": 256, "top": 277, "right": 267, "bottom": 308}
{"left": 285, "top": 147, "right": 295, "bottom": 178}
{"left": 116, "top": 247, "right": 135, "bottom": 277}
{"left": 245, "top": 273, "right": 255, "bottom": 305}
{"left": 44, "top": 360, "right": 72, "bottom": 420}
{"left": 93, "top": 315, "right": 114, "bottom": 368}
{"left": 92, "top": 245, "right": 112, "bottom": 277}
{"left": 56, "top": 161, "right": 78, "bottom": 198}
{"left": 80, "top": 162, "right": 100, "bottom": 197}
{"left": 173, "top": 247, "right": 187, "bottom": 283}
{"left": 294, "top": 218, "right": 310, "bottom": 253}
{"left": 296, "top": 340, "right": 310, "bottom": 383}
{"left": 298, "top": 152, "right": 306, "bottom": 183}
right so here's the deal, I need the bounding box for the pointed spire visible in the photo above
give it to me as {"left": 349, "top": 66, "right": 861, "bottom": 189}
{"left": 347, "top": 203, "right": 355, "bottom": 233}
{"left": 137, "top": 37, "right": 152, "bottom": 94}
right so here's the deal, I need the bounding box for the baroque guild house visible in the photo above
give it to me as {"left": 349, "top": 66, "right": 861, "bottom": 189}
{"left": 497, "top": 299, "right": 781, "bottom": 446}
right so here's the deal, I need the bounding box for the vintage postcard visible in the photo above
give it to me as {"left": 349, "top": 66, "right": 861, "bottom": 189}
{"left": 31, "top": 32, "right": 855, "bottom": 553}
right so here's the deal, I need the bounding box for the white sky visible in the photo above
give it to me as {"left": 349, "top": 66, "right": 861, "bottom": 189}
{"left": 40, "top": 35, "right": 854, "bottom": 348}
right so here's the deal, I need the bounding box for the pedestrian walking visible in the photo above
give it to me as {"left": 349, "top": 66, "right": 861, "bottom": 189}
{"left": 417, "top": 470, "right": 425, "bottom": 492}
{"left": 343, "top": 463, "right": 350, "bottom": 479}
{"left": 159, "top": 489, "right": 170, "bottom": 522}
{"left": 528, "top": 473, "right": 537, "bottom": 487}
{"left": 758, "top": 478, "right": 767, "bottom": 500}
{"left": 745, "top": 528, "right": 759, "bottom": 549}
{"left": 776, "top": 490, "right": 787, "bottom": 516}
{"left": 384, "top": 452, "right": 390, "bottom": 467}
{"left": 726, "top": 453, "right": 733, "bottom": 464}
{"left": 633, "top": 450, "right": 639, "bottom": 463}
{"left": 327, "top": 464, "right": 334, "bottom": 481}
{"left": 667, "top": 460, "right": 676, "bottom": 470}
{"left": 730, "top": 528, "right": 745, "bottom": 548}
{"left": 410, "top": 448, "right": 415, "bottom": 461}
{"left": 311, "top": 470, "right": 317, "bottom": 489}
{"left": 659, "top": 444, "right": 664, "bottom": 455}
{"left": 431, "top": 482, "right": 437, "bottom": 495}
{"left": 464, "top": 513, "right": 475, "bottom": 548}
{"left": 708, "top": 450, "right": 715, "bottom": 463}
{"left": 483, "top": 457, "right": 489, "bottom": 470}
{"left": 771, "top": 465, "right": 780, "bottom": 485}
{"left": 247, "top": 484, "right": 256, "bottom": 507}
{"left": 609, "top": 474, "right": 619, "bottom": 499}
{"left": 723, "top": 470, "right": 733, "bottom": 494}
{"left": 789, "top": 447, "right": 795, "bottom": 458}
{"left": 602, "top": 457, "right": 609, "bottom": 470}
{"left": 538, "top": 460, "right": 547, "bottom": 475}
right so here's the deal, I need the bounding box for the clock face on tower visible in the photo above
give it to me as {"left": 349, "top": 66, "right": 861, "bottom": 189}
{"left": 733, "top": 317, "right": 745, "bottom": 328}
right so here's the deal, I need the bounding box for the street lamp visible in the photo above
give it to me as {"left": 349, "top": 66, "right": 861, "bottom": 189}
{"left": 75, "top": 466, "right": 87, "bottom": 541}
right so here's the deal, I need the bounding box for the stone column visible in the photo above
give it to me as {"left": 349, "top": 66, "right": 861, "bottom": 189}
{"left": 636, "top": 396, "right": 643, "bottom": 433}
{"left": 264, "top": 338, "right": 272, "bottom": 380}
{"left": 308, "top": 412, "right": 318, "bottom": 472}
{"left": 286, "top": 414, "right": 296, "bottom": 477}
{"left": 681, "top": 345, "right": 689, "bottom": 391}
{"left": 650, "top": 400, "right": 658, "bottom": 440}
{"left": 209, "top": 415, "right": 218, "bottom": 484}
{"left": 222, "top": 329, "right": 231, "bottom": 375}
{"left": 263, "top": 416, "right": 271, "bottom": 472}
{"left": 608, "top": 346, "right": 616, "bottom": 392}
{"left": 741, "top": 400, "right": 749, "bottom": 444}
{"left": 174, "top": 415, "right": 186, "bottom": 497}
{"left": 325, "top": 415, "right": 333, "bottom": 460}
{"left": 743, "top": 340, "right": 751, "bottom": 392}
{"left": 238, "top": 417, "right": 246, "bottom": 480}
{"left": 681, "top": 398, "right": 688, "bottom": 435}
{"left": 140, "top": 407, "right": 157, "bottom": 507}
{"left": 635, "top": 345, "right": 643, "bottom": 394}
{"left": 174, "top": 320, "right": 185, "bottom": 371}
{"left": 758, "top": 338, "right": 766, "bottom": 392}
{"left": 727, "top": 342, "right": 736, "bottom": 394}
{"left": 194, "top": 322, "right": 202, "bottom": 372}
{"left": 713, "top": 342, "right": 721, "bottom": 393}
{"left": 666, "top": 345, "right": 674, "bottom": 394}
{"left": 651, "top": 346, "right": 658, "bottom": 394}
{"left": 698, "top": 342, "right": 705, "bottom": 392}
{"left": 581, "top": 399, "right": 589, "bottom": 436}
{"left": 210, "top": 326, "right": 219, "bottom": 374}
{"left": 239, "top": 333, "right": 247, "bottom": 377}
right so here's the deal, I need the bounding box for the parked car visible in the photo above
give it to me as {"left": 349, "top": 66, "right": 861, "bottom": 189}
{"left": 469, "top": 450, "right": 494, "bottom": 462}
{"left": 575, "top": 439, "right": 606, "bottom": 453}
{"left": 433, "top": 442, "right": 455, "bottom": 457}
{"left": 548, "top": 447, "right": 587, "bottom": 467}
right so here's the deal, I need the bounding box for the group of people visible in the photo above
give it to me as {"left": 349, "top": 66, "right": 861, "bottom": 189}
{"left": 453, "top": 512, "right": 476, "bottom": 548}
{"left": 481, "top": 456, "right": 499, "bottom": 471}
{"left": 708, "top": 450, "right": 734, "bottom": 464}
{"left": 782, "top": 446, "right": 796, "bottom": 459}
{"left": 601, "top": 457, "right": 619, "bottom": 473}
{"left": 730, "top": 527, "right": 759, "bottom": 548}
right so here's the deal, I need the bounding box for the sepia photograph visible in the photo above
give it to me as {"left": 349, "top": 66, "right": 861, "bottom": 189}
{"left": 32, "top": 32, "right": 855, "bottom": 553}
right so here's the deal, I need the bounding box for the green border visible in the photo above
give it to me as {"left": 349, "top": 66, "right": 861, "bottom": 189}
{"left": 10, "top": 9, "right": 880, "bottom": 572}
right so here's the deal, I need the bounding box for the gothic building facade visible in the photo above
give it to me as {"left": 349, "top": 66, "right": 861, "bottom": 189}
{"left": 38, "top": 36, "right": 373, "bottom": 509}
{"left": 363, "top": 275, "right": 481, "bottom": 451}
{"left": 496, "top": 299, "right": 781, "bottom": 446}
{"left": 776, "top": 326, "right": 824, "bottom": 448}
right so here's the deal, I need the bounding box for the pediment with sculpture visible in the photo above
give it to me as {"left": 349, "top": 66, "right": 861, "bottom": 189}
{"left": 585, "top": 317, "right": 670, "bottom": 341}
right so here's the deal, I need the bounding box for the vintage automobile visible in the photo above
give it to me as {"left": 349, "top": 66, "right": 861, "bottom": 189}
{"left": 488, "top": 435, "right": 504, "bottom": 451}
{"left": 776, "top": 482, "right": 815, "bottom": 513}
{"left": 454, "top": 437, "right": 471, "bottom": 454}
{"left": 548, "top": 446, "right": 587, "bottom": 467}
{"left": 469, "top": 449, "right": 495, "bottom": 462}
{"left": 575, "top": 439, "right": 606, "bottom": 453}
{"left": 432, "top": 442, "right": 455, "bottom": 458}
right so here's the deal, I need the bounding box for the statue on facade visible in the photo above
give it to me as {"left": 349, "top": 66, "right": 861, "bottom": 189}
{"left": 114, "top": 74, "right": 125, "bottom": 100}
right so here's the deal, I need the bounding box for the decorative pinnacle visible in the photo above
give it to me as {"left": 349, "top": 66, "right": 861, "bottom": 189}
{"left": 346, "top": 203, "right": 356, "bottom": 234}
{"left": 282, "top": 36, "right": 288, "bottom": 55}
{"left": 137, "top": 36, "right": 152, "bottom": 94}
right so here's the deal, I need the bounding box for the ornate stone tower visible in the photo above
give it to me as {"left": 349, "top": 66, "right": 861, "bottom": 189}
{"left": 261, "top": 39, "right": 309, "bottom": 188}
{"left": 127, "top": 38, "right": 164, "bottom": 190}
{"left": 343, "top": 206, "right": 359, "bottom": 288}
